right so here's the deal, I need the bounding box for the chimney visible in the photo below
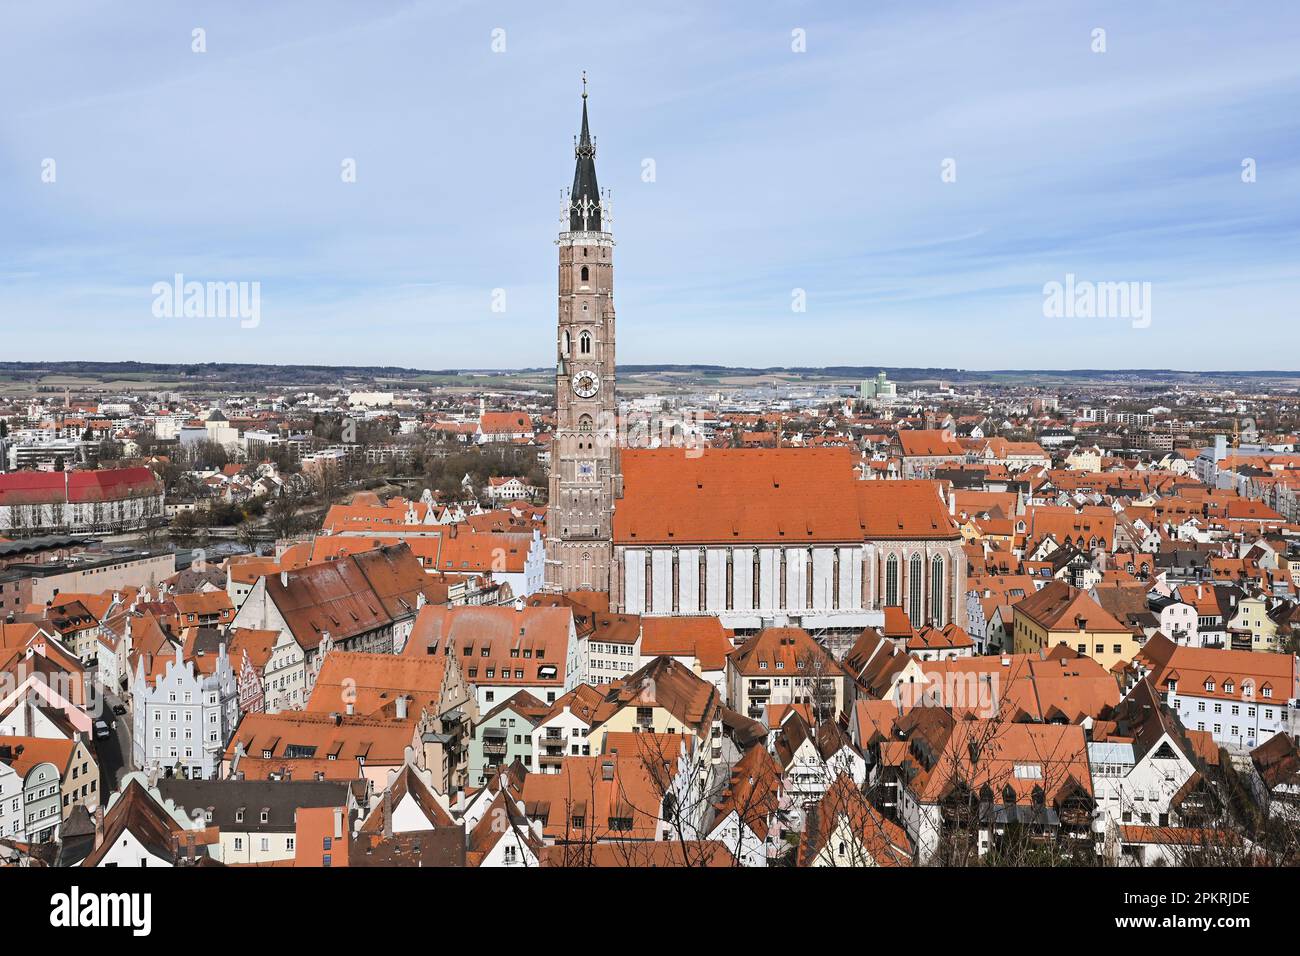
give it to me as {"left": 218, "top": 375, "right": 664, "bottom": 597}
{"left": 280, "top": 570, "right": 289, "bottom": 588}
{"left": 345, "top": 701, "right": 354, "bottom": 716}
{"left": 93, "top": 805, "right": 105, "bottom": 850}
{"left": 396, "top": 695, "right": 408, "bottom": 720}
{"left": 333, "top": 807, "right": 344, "bottom": 840}
{"left": 383, "top": 786, "right": 393, "bottom": 839}
{"left": 601, "top": 759, "right": 614, "bottom": 781}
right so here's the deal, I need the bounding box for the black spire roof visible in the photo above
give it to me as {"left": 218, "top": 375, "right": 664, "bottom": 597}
{"left": 568, "top": 75, "right": 601, "bottom": 231}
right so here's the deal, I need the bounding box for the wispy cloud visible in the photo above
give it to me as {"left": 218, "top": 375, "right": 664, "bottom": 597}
{"left": 1, "top": 0, "right": 1298, "bottom": 369}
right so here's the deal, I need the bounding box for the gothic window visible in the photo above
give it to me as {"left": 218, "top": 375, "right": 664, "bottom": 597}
{"left": 930, "top": 554, "right": 944, "bottom": 625}
{"left": 580, "top": 266, "right": 589, "bottom": 282}
{"left": 562, "top": 330, "right": 570, "bottom": 357}
{"left": 885, "top": 554, "right": 899, "bottom": 606}
{"left": 579, "top": 331, "right": 592, "bottom": 354}
{"left": 909, "top": 553, "right": 924, "bottom": 627}
{"left": 578, "top": 414, "right": 593, "bottom": 431}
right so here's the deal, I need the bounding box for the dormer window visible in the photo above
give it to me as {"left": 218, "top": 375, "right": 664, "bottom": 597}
{"left": 1204, "top": 680, "right": 1214, "bottom": 692}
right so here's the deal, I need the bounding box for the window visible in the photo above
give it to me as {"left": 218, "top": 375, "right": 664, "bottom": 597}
{"left": 885, "top": 554, "right": 899, "bottom": 607}
{"left": 908, "top": 553, "right": 923, "bottom": 627}
{"left": 579, "top": 331, "right": 592, "bottom": 355}
{"left": 580, "top": 266, "right": 589, "bottom": 282}
{"left": 930, "top": 554, "right": 944, "bottom": 624}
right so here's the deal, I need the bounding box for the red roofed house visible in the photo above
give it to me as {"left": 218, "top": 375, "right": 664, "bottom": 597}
{"left": 897, "top": 429, "right": 966, "bottom": 479}
{"left": 476, "top": 412, "right": 535, "bottom": 445}
{"left": 0, "top": 467, "right": 164, "bottom": 535}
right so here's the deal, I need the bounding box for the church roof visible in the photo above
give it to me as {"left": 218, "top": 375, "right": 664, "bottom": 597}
{"left": 614, "top": 448, "right": 960, "bottom": 544}
{"left": 568, "top": 79, "right": 601, "bottom": 231}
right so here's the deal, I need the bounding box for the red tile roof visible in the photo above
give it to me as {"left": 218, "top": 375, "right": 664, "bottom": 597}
{"left": 0, "top": 466, "right": 160, "bottom": 506}
{"left": 615, "top": 448, "right": 958, "bottom": 544}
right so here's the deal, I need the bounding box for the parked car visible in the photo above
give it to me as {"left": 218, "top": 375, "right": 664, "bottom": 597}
{"left": 94, "top": 719, "right": 111, "bottom": 739}
{"left": 112, "top": 704, "right": 127, "bottom": 716}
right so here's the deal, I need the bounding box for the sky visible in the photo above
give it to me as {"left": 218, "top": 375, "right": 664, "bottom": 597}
{"left": 2, "top": 0, "right": 1299, "bottom": 371}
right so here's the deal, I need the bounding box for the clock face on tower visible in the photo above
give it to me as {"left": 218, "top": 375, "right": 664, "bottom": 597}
{"left": 571, "top": 370, "right": 600, "bottom": 398}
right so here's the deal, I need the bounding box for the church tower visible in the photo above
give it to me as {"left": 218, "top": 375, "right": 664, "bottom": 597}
{"left": 545, "top": 76, "right": 621, "bottom": 593}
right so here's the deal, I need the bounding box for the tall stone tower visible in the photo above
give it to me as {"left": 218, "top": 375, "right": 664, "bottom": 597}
{"left": 544, "top": 76, "right": 621, "bottom": 593}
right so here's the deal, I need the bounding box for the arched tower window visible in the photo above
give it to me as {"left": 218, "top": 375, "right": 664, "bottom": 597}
{"left": 930, "top": 554, "right": 945, "bottom": 625}
{"left": 561, "top": 330, "right": 571, "bottom": 357}
{"left": 580, "top": 265, "right": 589, "bottom": 282}
{"left": 885, "top": 554, "right": 899, "bottom": 607}
{"left": 579, "top": 331, "right": 592, "bottom": 354}
{"left": 909, "top": 553, "right": 924, "bottom": 627}
{"left": 578, "top": 414, "right": 593, "bottom": 432}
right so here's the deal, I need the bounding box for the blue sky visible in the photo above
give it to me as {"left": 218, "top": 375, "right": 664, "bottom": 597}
{"left": 2, "top": 0, "right": 1298, "bottom": 370}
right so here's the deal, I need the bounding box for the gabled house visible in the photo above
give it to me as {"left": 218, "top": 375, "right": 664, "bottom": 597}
{"left": 797, "top": 774, "right": 913, "bottom": 867}
{"left": 132, "top": 641, "right": 239, "bottom": 780}
{"left": 469, "top": 691, "right": 549, "bottom": 786}
{"left": 82, "top": 778, "right": 219, "bottom": 868}
{"left": 726, "top": 627, "right": 848, "bottom": 725}
{"left": 705, "top": 744, "right": 783, "bottom": 867}
{"left": 1088, "top": 680, "right": 1221, "bottom": 860}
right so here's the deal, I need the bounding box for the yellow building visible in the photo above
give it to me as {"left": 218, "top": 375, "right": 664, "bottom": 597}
{"left": 1229, "top": 595, "right": 1279, "bottom": 652}
{"left": 1012, "top": 580, "right": 1140, "bottom": 672}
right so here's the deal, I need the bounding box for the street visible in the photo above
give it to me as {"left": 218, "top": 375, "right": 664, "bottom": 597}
{"left": 94, "top": 688, "right": 134, "bottom": 797}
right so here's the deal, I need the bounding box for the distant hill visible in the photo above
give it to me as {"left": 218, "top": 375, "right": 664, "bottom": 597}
{"left": 1, "top": 361, "right": 1298, "bottom": 390}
